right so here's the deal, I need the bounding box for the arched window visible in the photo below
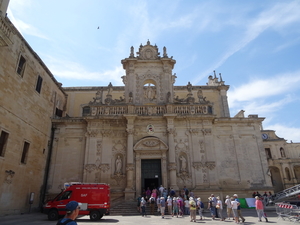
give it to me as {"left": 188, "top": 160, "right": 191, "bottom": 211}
{"left": 285, "top": 167, "right": 291, "bottom": 181}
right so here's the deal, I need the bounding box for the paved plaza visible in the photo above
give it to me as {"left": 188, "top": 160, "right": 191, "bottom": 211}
{"left": 0, "top": 208, "right": 297, "bottom": 225}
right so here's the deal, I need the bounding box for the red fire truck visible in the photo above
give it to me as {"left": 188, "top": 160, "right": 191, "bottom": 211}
{"left": 43, "top": 182, "right": 110, "bottom": 221}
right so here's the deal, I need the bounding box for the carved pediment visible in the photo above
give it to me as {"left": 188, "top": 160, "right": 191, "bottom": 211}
{"left": 134, "top": 136, "right": 168, "bottom": 151}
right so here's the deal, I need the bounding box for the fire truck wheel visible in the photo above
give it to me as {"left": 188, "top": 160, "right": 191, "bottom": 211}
{"left": 48, "top": 209, "right": 59, "bottom": 220}
{"left": 90, "top": 210, "right": 102, "bottom": 221}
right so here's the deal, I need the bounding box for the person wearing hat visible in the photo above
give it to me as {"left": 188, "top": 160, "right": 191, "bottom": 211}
{"left": 225, "top": 195, "right": 233, "bottom": 220}
{"left": 255, "top": 196, "right": 268, "bottom": 222}
{"left": 56, "top": 201, "right": 81, "bottom": 225}
{"left": 160, "top": 196, "right": 166, "bottom": 218}
{"left": 189, "top": 197, "right": 196, "bottom": 222}
{"left": 196, "top": 197, "right": 204, "bottom": 220}
{"left": 233, "top": 194, "right": 245, "bottom": 223}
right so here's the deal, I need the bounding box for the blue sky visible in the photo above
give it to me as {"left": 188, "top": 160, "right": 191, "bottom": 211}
{"left": 7, "top": 0, "right": 300, "bottom": 142}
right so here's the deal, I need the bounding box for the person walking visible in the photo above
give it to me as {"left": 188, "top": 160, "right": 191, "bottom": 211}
{"left": 234, "top": 194, "right": 245, "bottom": 223}
{"left": 141, "top": 197, "right": 147, "bottom": 217}
{"left": 189, "top": 197, "right": 197, "bottom": 222}
{"left": 184, "top": 197, "right": 190, "bottom": 215}
{"left": 160, "top": 197, "right": 166, "bottom": 218}
{"left": 156, "top": 195, "right": 161, "bottom": 214}
{"left": 255, "top": 196, "right": 268, "bottom": 222}
{"left": 149, "top": 196, "right": 155, "bottom": 215}
{"left": 231, "top": 197, "right": 240, "bottom": 224}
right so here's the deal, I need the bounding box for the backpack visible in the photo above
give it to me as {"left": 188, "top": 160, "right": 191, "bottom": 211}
{"left": 151, "top": 198, "right": 155, "bottom": 203}
{"left": 200, "top": 201, "right": 204, "bottom": 208}
{"left": 56, "top": 218, "right": 73, "bottom": 225}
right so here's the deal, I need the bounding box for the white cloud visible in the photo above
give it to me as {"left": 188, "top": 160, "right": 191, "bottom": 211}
{"left": 47, "top": 58, "right": 124, "bottom": 86}
{"left": 192, "top": 1, "right": 300, "bottom": 84}
{"left": 7, "top": 5, "right": 49, "bottom": 40}
{"left": 264, "top": 124, "right": 300, "bottom": 143}
{"left": 228, "top": 71, "right": 300, "bottom": 104}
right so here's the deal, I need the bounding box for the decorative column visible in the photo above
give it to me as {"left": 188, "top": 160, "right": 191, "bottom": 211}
{"left": 165, "top": 114, "right": 178, "bottom": 191}
{"left": 124, "top": 114, "right": 136, "bottom": 200}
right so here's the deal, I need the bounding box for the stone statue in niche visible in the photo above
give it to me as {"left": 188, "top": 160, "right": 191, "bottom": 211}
{"left": 144, "top": 84, "right": 156, "bottom": 100}
{"left": 115, "top": 155, "right": 122, "bottom": 174}
{"left": 180, "top": 155, "right": 187, "bottom": 172}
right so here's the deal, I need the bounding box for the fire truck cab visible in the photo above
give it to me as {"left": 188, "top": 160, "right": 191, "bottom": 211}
{"left": 43, "top": 182, "right": 110, "bottom": 221}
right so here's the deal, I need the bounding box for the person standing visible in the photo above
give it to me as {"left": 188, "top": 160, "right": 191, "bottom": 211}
{"left": 149, "top": 196, "right": 155, "bottom": 215}
{"left": 231, "top": 197, "right": 240, "bottom": 224}
{"left": 225, "top": 195, "right": 233, "bottom": 220}
{"left": 56, "top": 201, "right": 81, "bottom": 225}
{"left": 255, "top": 196, "right": 268, "bottom": 222}
{"left": 189, "top": 197, "right": 197, "bottom": 222}
{"left": 167, "top": 196, "right": 173, "bottom": 215}
{"left": 216, "top": 196, "right": 224, "bottom": 221}
{"left": 156, "top": 195, "right": 161, "bottom": 214}
{"left": 234, "top": 194, "right": 245, "bottom": 223}
{"left": 208, "top": 197, "right": 216, "bottom": 220}
{"left": 184, "top": 197, "right": 190, "bottom": 215}
{"left": 137, "top": 195, "right": 142, "bottom": 213}
{"left": 196, "top": 197, "right": 204, "bottom": 220}
{"left": 172, "top": 197, "right": 179, "bottom": 217}
{"left": 141, "top": 197, "right": 147, "bottom": 217}
{"left": 160, "top": 197, "right": 166, "bottom": 218}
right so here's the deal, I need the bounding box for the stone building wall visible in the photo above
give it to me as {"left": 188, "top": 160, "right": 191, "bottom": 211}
{"left": 0, "top": 14, "right": 66, "bottom": 215}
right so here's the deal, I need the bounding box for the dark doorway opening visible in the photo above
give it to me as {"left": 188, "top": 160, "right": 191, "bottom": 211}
{"left": 141, "top": 159, "right": 161, "bottom": 192}
{"left": 144, "top": 178, "right": 159, "bottom": 191}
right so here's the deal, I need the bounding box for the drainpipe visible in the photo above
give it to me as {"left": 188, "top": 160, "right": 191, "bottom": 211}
{"left": 40, "top": 126, "right": 56, "bottom": 211}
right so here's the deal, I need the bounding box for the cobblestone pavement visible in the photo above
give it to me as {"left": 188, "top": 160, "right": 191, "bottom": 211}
{"left": 0, "top": 208, "right": 298, "bottom": 224}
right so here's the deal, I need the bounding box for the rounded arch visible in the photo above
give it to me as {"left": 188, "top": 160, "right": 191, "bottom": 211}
{"left": 134, "top": 136, "right": 168, "bottom": 152}
{"left": 269, "top": 166, "right": 284, "bottom": 193}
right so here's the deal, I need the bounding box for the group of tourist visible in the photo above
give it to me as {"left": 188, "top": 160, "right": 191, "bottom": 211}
{"left": 138, "top": 187, "right": 269, "bottom": 223}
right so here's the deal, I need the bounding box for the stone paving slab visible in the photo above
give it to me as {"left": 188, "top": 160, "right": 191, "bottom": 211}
{"left": 0, "top": 208, "right": 298, "bottom": 224}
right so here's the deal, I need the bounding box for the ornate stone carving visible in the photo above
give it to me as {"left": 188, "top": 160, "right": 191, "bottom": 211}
{"left": 126, "top": 164, "right": 134, "bottom": 171}
{"left": 87, "top": 128, "right": 99, "bottom": 137}
{"left": 205, "top": 161, "right": 216, "bottom": 170}
{"left": 199, "top": 141, "right": 205, "bottom": 153}
{"left": 192, "top": 162, "right": 204, "bottom": 170}
{"left": 188, "top": 128, "right": 200, "bottom": 135}
{"left": 167, "top": 128, "right": 176, "bottom": 135}
{"left": 84, "top": 164, "right": 97, "bottom": 173}
{"left": 101, "top": 130, "right": 112, "bottom": 137}
{"left": 4, "top": 170, "right": 15, "bottom": 184}
{"left": 96, "top": 140, "right": 102, "bottom": 156}
{"left": 126, "top": 128, "right": 134, "bottom": 135}
{"left": 99, "top": 164, "right": 110, "bottom": 173}
{"left": 201, "top": 128, "right": 211, "bottom": 135}
{"left": 143, "top": 140, "right": 159, "bottom": 147}
{"left": 168, "top": 163, "right": 177, "bottom": 171}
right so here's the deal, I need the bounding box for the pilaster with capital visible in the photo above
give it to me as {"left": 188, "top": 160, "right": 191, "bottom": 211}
{"left": 124, "top": 115, "right": 136, "bottom": 199}
{"left": 165, "top": 114, "right": 178, "bottom": 190}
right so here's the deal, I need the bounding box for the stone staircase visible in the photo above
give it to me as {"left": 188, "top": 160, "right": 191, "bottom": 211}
{"left": 110, "top": 199, "right": 169, "bottom": 216}
{"left": 110, "top": 200, "right": 141, "bottom": 216}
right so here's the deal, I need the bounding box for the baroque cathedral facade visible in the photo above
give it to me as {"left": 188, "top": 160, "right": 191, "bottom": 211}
{"left": 1, "top": 0, "right": 300, "bottom": 215}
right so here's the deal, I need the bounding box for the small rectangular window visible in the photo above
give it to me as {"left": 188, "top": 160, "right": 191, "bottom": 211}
{"left": 0, "top": 130, "right": 9, "bottom": 157}
{"left": 21, "top": 141, "right": 30, "bottom": 164}
{"left": 55, "top": 108, "right": 63, "bottom": 117}
{"left": 17, "top": 55, "right": 26, "bottom": 76}
{"left": 35, "top": 75, "right": 43, "bottom": 93}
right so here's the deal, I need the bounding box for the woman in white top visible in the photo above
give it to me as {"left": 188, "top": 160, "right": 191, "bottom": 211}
{"left": 231, "top": 197, "right": 240, "bottom": 224}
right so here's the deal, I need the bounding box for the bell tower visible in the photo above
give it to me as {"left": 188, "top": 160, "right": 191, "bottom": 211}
{"left": 121, "top": 40, "right": 177, "bottom": 105}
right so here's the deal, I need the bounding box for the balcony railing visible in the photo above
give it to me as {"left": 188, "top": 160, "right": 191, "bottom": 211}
{"left": 88, "top": 104, "right": 212, "bottom": 116}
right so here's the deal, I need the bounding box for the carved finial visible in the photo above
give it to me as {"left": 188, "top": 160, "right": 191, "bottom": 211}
{"left": 130, "top": 46, "right": 134, "bottom": 58}
{"left": 213, "top": 70, "right": 217, "bottom": 79}
{"left": 163, "top": 46, "right": 167, "bottom": 57}
{"left": 219, "top": 73, "right": 223, "bottom": 82}
{"left": 147, "top": 39, "right": 150, "bottom": 45}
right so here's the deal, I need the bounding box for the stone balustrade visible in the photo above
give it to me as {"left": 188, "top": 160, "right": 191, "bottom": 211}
{"left": 89, "top": 104, "right": 213, "bottom": 116}
{"left": 0, "top": 17, "right": 13, "bottom": 46}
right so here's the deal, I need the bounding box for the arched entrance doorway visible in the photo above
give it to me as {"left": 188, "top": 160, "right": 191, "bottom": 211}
{"left": 270, "top": 166, "right": 283, "bottom": 193}
{"left": 134, "top": 136, "right": 168, "bottom": 197}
